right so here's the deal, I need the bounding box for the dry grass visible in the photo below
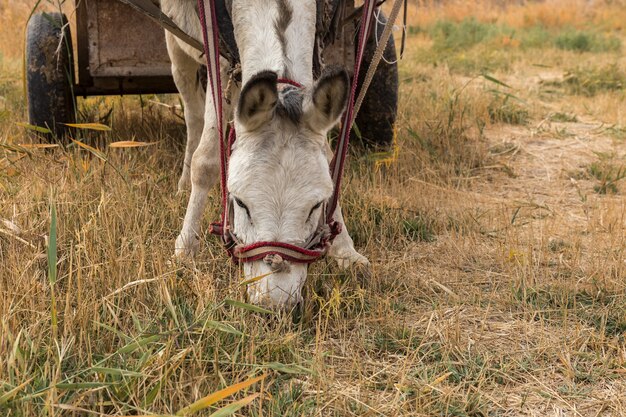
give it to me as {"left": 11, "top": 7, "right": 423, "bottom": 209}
{"left": 1, "top": 0, "right": 626, "bottom": 416}
{"left": 409, "top": 0, "right": 626, "bottom": 31}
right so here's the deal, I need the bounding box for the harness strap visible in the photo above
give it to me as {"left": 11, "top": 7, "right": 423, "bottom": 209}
{"left": 210, "top": 124, "right": 341, "bottom": 265}
{"left": 119, "top": 0, "right": 204, "bottom": 52}
{"left": 197, "top": 0, "right": 227, "bottom": 229}
{"left": 211, "top": 0, "right": 240, "bottom": 65}
{"left": 277, "top": 78, "right": 304, "bottom": 88}
{"left": 353, "top": 0, "right": 405, "bottom": 119}
{"left": 326, "top": 0, "right": 378, "bottom": 223}
{"left": 233, "top": 242, "right": 327, "bottom": 264}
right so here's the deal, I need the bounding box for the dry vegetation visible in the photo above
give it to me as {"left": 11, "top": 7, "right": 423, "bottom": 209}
{"left": 1, "top": 0, "right": 626, "bottom": 415}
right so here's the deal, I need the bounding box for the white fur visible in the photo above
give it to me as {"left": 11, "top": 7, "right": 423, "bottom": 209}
{"left": 163, "top": 0, "right": 369, "bottom": 308}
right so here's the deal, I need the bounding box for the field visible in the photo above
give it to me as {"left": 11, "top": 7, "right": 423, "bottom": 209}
{"left": 1, "top": 0, "right": 626, "bottom": 415}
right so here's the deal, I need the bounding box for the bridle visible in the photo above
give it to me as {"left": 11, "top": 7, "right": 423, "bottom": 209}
{"left": 208, "top": 80, "right": 343, "bottom": 264}
{"left": 197, "top": 0, "right": 379, "bottom": 265}
{"left": 211, "top": 194, "right": 342, "bottom": 264}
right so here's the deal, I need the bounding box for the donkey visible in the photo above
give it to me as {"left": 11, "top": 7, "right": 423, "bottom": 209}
{"left": 160, "top": 0, "right": 370, "bottom": 308}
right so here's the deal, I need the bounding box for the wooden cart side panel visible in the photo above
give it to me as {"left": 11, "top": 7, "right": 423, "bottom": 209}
{"left": 86, "top": 0, "right": 172, "bottom": 78}
{"left": 76, "top": 0, "right": 92, "bottom": 86}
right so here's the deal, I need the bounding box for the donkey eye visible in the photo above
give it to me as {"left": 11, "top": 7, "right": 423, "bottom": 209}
{"left": 307, "top": 201, "right": 323, "bottom": 221}
{"left": 234, "top": 197, "right": 251, "bottom": 218}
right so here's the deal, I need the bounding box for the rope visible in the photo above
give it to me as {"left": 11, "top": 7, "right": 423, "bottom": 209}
{"left": 374, "top": 9, "right": 400, "bottom": 65}
{"left": 353, "top": 0, "right": 404, "bottom": 120}
{"left": 326, "top": 0, "right": 378, "bottom": 223}
{"left": 197, "top": 0, "right": 228, "bottom": 228}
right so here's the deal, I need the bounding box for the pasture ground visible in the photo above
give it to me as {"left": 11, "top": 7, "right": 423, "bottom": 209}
{"left": 1, "top": 0, "right": 625, "bottom": 415}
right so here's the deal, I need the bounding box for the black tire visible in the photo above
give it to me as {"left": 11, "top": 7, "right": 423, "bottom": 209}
{"left": 354, "top": 11, "right": 399, "bottom": 150}
{"left": 26, "top": 12, "right": 76, "bottom": 140}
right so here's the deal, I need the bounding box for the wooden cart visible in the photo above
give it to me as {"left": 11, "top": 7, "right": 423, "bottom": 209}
{"left": 25, "top": 0, "right": 398, "bottom": 147}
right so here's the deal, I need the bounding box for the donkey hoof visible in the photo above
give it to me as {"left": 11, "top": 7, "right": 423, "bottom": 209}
{"left": 353, "top": 259, "right": 372, "bottom": 283}
{"left": 177, "top": 173, "right": 191, "bottom": 194}
{"left": 334, "top": 252, "right": 371, "bottom": 281}
{"left": 334, "top": 251, "right": 369, "bottom": 269}
{"left": 174, "top": 233, "right": 199, "bottom": 259}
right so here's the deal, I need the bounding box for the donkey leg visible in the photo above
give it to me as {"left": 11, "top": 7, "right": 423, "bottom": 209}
{"left": 165, "top": 33, "right": 205, "bottom": 192}
{"left": 327, "top": 204, "right": 370, "bottom": 271}
{"left": 174, "top": 118, "right": 220, "bottom": 258}
{"left": 175, "top": 64, "right": 233, "bottom": 258}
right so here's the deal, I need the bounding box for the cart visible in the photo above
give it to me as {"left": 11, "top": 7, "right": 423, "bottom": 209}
{"left": 25, "top": 0, "right": 398, "bottom": 147}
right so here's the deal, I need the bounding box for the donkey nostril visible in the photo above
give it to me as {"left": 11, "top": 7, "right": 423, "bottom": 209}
{"left": 264, "top": 253, "right": 283, "bottom": 267}
{"left": 264, "top": 254, "right": 288, "bottom": 272}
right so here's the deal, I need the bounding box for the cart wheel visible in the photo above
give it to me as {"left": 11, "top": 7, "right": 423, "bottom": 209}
{"left": 354, "top": 11, "right": 399, "bottom": 150}
{"left": 26, "top": 12, "right": 76, "bottom": 140}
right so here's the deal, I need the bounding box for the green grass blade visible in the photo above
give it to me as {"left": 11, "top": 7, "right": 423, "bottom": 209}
{"left": 95, "top": 321, "right": 133, "bottom": 342}
{"left": 55, "top": 382, "right": 113, "bottom": 390}
{"left": 144, "top": 381, "right": 162, "bottom": 408}
{"left": 115, "top": 335, "right": 161, "bottom": 355}
{"left": 16, "top": 122, "right": 52, "bottom": 134}
{"left": 0, "top": 377, "right": 34, "bottom": 405}
{"left": 203, "top": 320, "right": 244, "bottom": 336}
{"left": 482, "top": 73, "right": 512, "bottom": 89}
{"left": 262, "top": 362, "right": 314, "bottom": 375}
{"left": 224, "top": 299, "right": 274, "bottom": 315}
{"left": 47, "top": 202, "right": 57, "bottom": 284}
{"left": 48, "top": 199, "right": 58, "bottom": 339}
{"left": 90, "top": 367, "right": 144, "bottom": 378}
{"left": 71, "top": 139, "right": 108, "bottom": 161}
{"left": 352, "top": 122, "right": 362, "bottom": 139}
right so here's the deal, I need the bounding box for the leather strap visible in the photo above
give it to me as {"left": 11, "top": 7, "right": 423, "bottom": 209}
{"left": 326, "top": 0, "right": 378, "bottom": 223}
{"left": 119, "top": 0, "right": 204, "bottom": 52}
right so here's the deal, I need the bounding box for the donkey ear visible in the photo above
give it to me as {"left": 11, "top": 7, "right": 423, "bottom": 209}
{"left": 305, "top": 67, "right": 349, "bottom": 132}
{"left": 237, "top": 71, "right": 279, "bottom": 131}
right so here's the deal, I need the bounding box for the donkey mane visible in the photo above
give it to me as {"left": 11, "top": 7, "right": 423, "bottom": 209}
{"left": 238, "top": 71, "right": 305, "bottom": 126}
{"left": 276, "top": 86, "right": 304, "bottom": 125}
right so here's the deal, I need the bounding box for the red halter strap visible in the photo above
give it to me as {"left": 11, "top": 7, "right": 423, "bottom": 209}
{"left": 198, "top": 0, "right": 378, "bottom": 264}
{"left": 210, "top": 117, "right": 342, "bottom": 265}
{"left": 276, "top": 78, "right": 303, "bottom": 88}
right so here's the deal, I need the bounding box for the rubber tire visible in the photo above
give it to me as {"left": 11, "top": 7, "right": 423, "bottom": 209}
{"left": 354, "top": 11, "right": 399, "bottom": 150}
{"left": 26, "top": 12, "right": 76, "bottom": 140}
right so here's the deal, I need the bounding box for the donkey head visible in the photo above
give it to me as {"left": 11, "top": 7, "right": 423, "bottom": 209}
{"left": 228, "top": 67, "right": 349, "bottom": 308}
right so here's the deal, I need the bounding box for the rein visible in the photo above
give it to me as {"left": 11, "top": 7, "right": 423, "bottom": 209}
{"left": 197, "top": 0, "right": 379, "bottom": 265}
